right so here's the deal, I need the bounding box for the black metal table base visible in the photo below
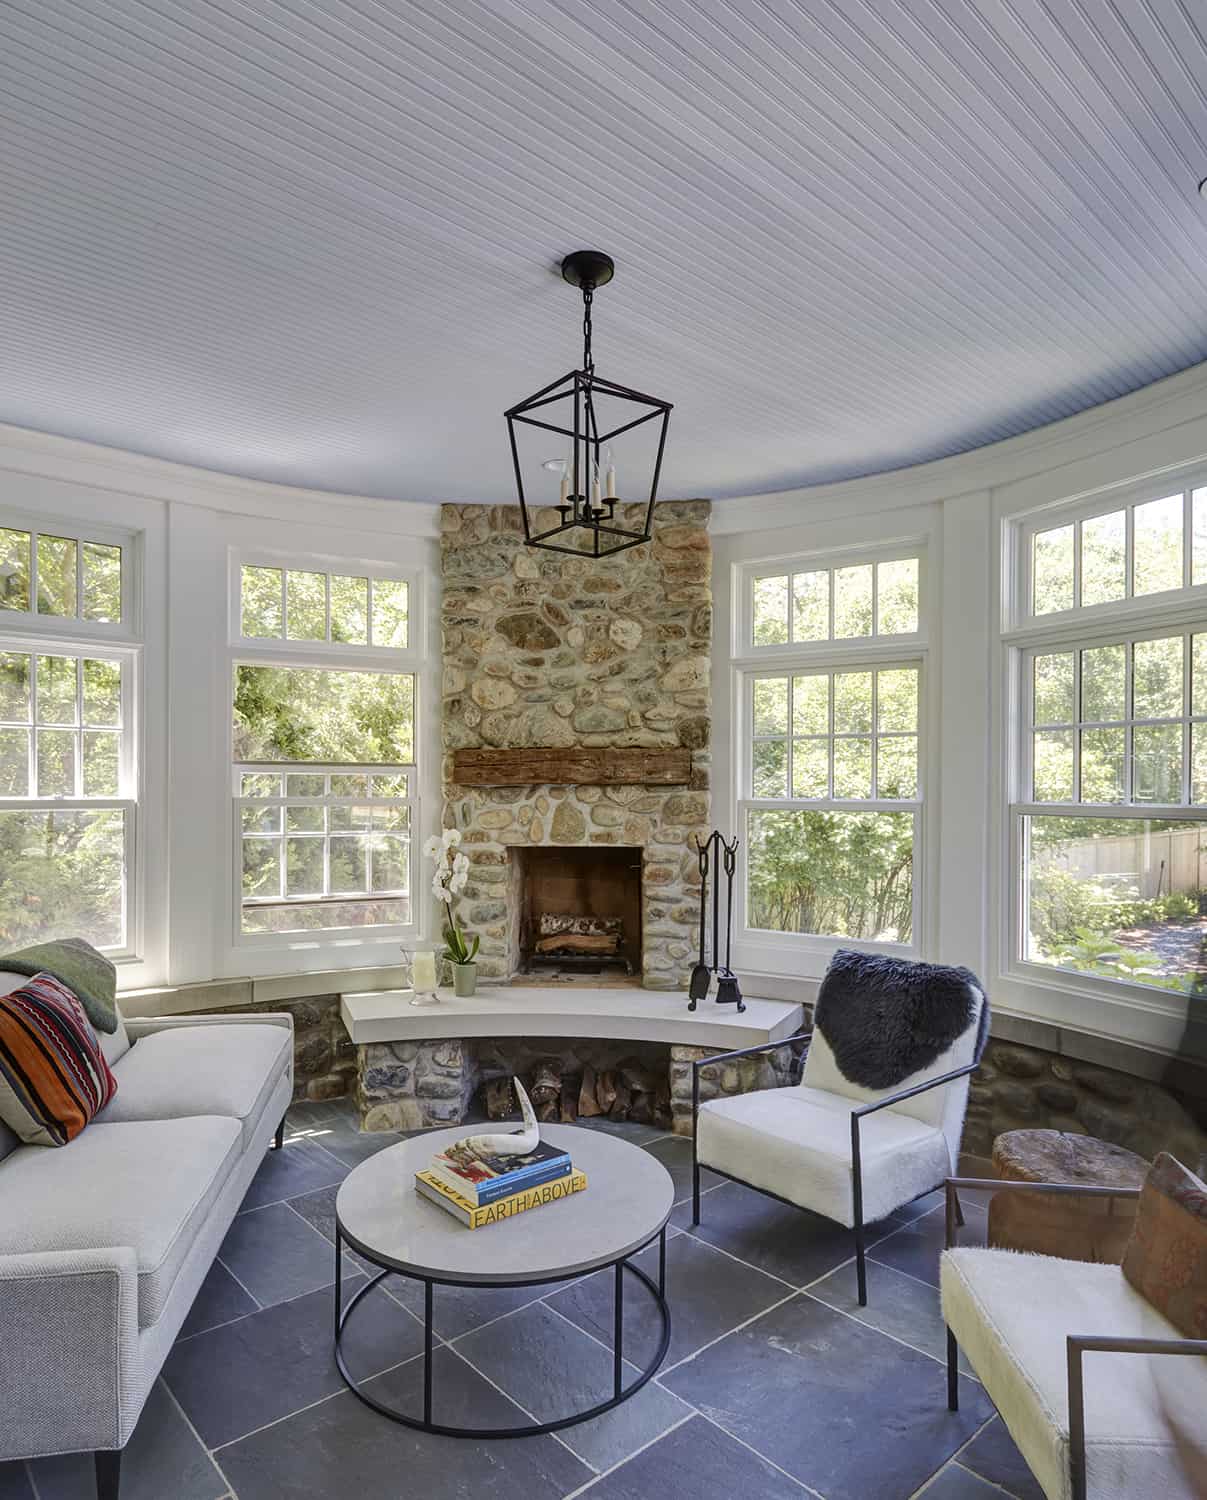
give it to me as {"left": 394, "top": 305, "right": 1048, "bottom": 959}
{"left": 333, "top": 1224, "right": 671, "bottom": 1439}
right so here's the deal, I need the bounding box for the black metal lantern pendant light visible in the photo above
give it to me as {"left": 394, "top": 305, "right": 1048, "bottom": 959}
{"left": 505, "top": 251, "right": 672, "bottom": 557}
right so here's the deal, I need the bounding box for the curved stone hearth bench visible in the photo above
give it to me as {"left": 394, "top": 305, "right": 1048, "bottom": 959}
{"left": 340, "top": 986, "right": 805, "bottom": 1136}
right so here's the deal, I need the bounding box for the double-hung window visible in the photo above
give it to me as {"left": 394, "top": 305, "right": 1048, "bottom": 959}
{"left": 1010, "top": 475, "right": 1207, "bottom": 997}
{"left": 0, "top": 516, "right": 137, "bottom": 953}
{"left": 232, "top": 558, "right": 418, "bottom": 942}
{"left": 738, "top": 546, "right": 924, "bottom": 954}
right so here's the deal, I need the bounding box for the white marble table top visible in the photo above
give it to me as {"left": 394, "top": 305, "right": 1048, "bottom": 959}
{"left": 336, "top": 1123, "right": 674, "bottom": 1285}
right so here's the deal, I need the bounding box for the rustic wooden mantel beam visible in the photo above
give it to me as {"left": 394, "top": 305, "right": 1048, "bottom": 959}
{"left": 451, "top": 747, "right": 692, "bottom": 787}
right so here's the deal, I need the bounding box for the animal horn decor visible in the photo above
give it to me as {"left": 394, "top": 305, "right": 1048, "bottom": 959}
{"left": 459, "top": 1076, "right": 541, "bottom": 1156}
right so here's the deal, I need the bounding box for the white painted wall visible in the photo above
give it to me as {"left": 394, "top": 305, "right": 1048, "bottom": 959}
{"left": 3, "top": 357, "right": 1206, "bottom": 1052}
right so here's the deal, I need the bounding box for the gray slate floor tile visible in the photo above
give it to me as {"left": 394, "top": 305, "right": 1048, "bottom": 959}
{"left": 389, "top": 1268, "right": 552, "bottom": 1339}
{"left": 662, "top": 1293, "right": 993, "bottom": 1500}
{"left": 869, "top": 1203, "right": 987, "bottom": 1290}
{"left": 547, "top": 1228, "right": 789, "bottom": 1369}
{"left": 573, "top": 1116, "right": 669, "bottom": 1145}
{"left": 218, "top": 1201, "right": 339, "bottom": 1307}
{"left": 576, "top": 1413, "right": 805, "bottom": 1500}
{"left": 455, "top": 1299, "right": 691, "bottom": 1470}
{"left": 670, "top": 1178, "right": 887, "bottom": 1287}
{"left": 283, "top": 1185, "right": 372, "bottom": 1274}
{"left": 164, "top": 1281, "right": 419, "bottom": 1449}
{"left": 218, "top": 1348, "right": 591, "bottom": 1500}
{"left": 177, "top": 1258, "right": 259, "bottom": 1340}
{"left": 28, "top": 1382, "right": 225, "bottom": 1500}
{"left": 0, "top": 1464, "right": 33, "bottom": 1500}
{"left": 640, "top": 1134, "right": 723, "bottom": 1205}
{"left": 807, "top": 1258, "right": 974, "bottom": 1372}
{"left": 238, "top": 1135, "right": 348, "bottom": 1212}
{"left": 918, "top": 1462, "right": 1013, "bottom": 1498}
{"left": 959, "top": 1416, "right": 1046, "bottom": 1500}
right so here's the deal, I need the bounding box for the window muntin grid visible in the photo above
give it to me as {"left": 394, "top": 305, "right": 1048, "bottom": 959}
{"left": 1029, "top": 485, "right": 1207, "bottom": 618}
{"left": 748, "top": 666, "right": 920, "bottom": 802}
{"left": 236, "top": 767, "right": 413, "bottom": 922}
{"left": 751, "top": 555, "right": 919, "bottom": 647}
{"left": 1028, "top": 631, "right": 1207, "bottom": 806}
{"left": 0, "top": 649, "right": 125, "bottom": 798}
{"left": 240, "top": 565, "right": 408, "bottom": 649}
{"left": 0, "top": 526, "right": 122, "bottom": 623}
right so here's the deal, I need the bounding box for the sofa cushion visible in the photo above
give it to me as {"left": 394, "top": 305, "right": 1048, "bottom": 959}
{"left": 942, "top": 1246, "right": 1207, "bottom": 1500}
{"left": 698, "top": 1084, "right": 950, "bottom": 1226}
{"left": 0, "top": 973, "right": 118, "bottom": 1146}
{"left": 0, "top": 1115, "right": 241, "bottom": 1327}
{"left": 1122, "top": 1152, "right": 1207, "bottom": 1338}
{"left": 100, "top": 1023, "right": 292, "bottom": 1150}
{"left": 0, "top": 967, "right": 129, "bottom": 1069}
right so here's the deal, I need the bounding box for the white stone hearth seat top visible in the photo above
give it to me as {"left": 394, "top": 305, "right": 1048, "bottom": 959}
{"left": 340, "top": 985, "right": 802, "bottom": 1050}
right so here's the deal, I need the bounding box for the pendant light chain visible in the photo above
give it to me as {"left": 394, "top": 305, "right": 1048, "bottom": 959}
{"left": 582, "top": 283, "right": 595, "bottom": 376}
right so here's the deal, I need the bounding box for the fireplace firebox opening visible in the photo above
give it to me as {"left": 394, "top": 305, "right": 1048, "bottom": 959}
{"left": 513, "top": 846, "right": 642, "bottom": 981}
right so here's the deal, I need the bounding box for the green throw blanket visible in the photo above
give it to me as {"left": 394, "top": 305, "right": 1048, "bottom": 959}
{"left": 0, "top": 937, "right": 118, "bottom": 1034}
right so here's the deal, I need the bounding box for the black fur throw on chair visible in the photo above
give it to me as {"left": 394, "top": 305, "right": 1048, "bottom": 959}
{"left": 814, "top": 950, "right": 990, "bottom": 1091}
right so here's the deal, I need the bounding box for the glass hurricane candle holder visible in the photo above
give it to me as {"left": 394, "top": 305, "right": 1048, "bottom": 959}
{"left": 408, "top": 948, "right": 440, "bottom": 1007}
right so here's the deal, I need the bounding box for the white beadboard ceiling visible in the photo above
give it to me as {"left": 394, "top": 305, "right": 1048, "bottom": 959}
{"left": 3, "top": 1, "right": 1207, "bottom": 505}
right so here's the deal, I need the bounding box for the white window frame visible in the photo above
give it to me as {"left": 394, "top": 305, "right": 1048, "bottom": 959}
{"left": 227, "top": 548, "right": 424, "bottom": 957}
{"left": 0, "top": 507, "right": 139, "bottom": 642}
{"left": 0, "top": 508, "right": 143, "bottom": 962}
{"left": 231, "top": 549, "right": 413, "bottom": 658}
{"left": 1001, "top": 468, "right": 1207, "bottom": 1031}
{"left": 730, "top": 541, "right": 930, "bottom": 974}
{"left": 1011, "top": 470, "right": 1207, "bottom": 633}
{"left": 740, "top": 539, "right": 926, "bottom": 658}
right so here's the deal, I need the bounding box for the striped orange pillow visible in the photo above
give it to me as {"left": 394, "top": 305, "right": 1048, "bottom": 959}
{"left": 0, "top": 972, "right": 118, "bottom": 1146}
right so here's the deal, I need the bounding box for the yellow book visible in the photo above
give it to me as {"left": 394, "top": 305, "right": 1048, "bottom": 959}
{"left": 415, "top": 1167, "right": 587, "bottom": 1229}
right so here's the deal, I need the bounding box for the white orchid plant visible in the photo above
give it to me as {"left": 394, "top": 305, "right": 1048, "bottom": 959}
{"left": 423, "top": 827, "right": 479, "bottom": 967}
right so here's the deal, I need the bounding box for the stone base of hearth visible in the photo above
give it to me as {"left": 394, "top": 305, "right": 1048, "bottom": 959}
{"left": 355, "top": 1031, "right": 808, "bottom": 1135}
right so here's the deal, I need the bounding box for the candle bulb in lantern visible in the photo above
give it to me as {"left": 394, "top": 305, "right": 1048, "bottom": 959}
{"left": 412, "top": 951, "right": 437, "bottom": 992}
{"left": 604, "top": 448, "right": 617, "bottom": 500}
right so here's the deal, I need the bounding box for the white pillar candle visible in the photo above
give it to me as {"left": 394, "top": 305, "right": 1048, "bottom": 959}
{"left": 412, "top": 950, "right": 438, "bottom": 992}
{"left": 605, "top": 462, "right": 616, "bottom": 499}
{"left": 559, "top": 471, "right": 570, "bottom": 503}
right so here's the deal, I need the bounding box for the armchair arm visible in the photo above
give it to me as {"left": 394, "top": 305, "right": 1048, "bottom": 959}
{"left": 1067, "top": 1335, "right": 1207, "bottom": 1500}
{"left": 0, "top": 1247, "right": 140, "bottom": 1461}
{"left": 942, "top": 1176, "right": 1142, "bottom": 1249}
{"left": 125, "top": 1010, "right": 294, "bottom": 1041}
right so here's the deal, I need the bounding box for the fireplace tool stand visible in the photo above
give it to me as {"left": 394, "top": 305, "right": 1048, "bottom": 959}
{"left": 687, "top": 830, "right": 745, "bottom": 1013}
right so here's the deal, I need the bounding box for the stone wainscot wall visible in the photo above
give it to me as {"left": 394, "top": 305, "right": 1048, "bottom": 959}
{"left": 440, "top": 500, "right": 712, "bottom": 988}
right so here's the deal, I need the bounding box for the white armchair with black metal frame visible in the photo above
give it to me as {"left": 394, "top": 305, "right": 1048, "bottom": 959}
{"left": 942, "top": 1176, "right": 1207, "bottom": 1500}
{"left": 690, "top": 967, "right": 985, "bottom": 1306}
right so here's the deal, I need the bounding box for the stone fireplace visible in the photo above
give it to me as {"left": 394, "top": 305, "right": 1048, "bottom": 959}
{"left": 441, "top": 499, "right": 712, "bottom": 989}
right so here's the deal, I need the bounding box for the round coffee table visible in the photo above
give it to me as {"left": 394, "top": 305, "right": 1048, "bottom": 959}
{"left": 334, "top": 1122, "right": 674, "bottom": 1438}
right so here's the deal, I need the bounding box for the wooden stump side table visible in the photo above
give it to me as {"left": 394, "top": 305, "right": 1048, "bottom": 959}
{"left": 988, "top": 1129, "right": 1149, "bottom": 1263}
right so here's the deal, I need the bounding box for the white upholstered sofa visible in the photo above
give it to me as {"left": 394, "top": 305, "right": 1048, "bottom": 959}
{"left": 0, "top": 985, "right": 293, "bottom": 1499}
{"left": 942, "top": 1180, "right": 1207, "bottom": 1500}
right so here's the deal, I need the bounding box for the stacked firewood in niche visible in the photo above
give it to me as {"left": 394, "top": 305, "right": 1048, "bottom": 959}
{"left": 482, "top": 1057, "right": 671, "bottom": 1128}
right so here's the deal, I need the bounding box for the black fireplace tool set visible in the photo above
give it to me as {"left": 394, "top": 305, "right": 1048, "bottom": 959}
{"left": 688, "top": 829, "right": 745, "bottom": 1012}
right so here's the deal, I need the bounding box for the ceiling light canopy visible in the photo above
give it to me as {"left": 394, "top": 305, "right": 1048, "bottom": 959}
{"left": 505, "top": 251, "right": 672, "bottom": 557}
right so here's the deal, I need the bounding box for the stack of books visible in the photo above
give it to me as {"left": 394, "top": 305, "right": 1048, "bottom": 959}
{"left": 415, "top": 1135, "right": 586, "bottom": 1229}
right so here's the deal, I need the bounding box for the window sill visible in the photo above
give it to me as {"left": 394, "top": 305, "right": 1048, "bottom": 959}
{"left": 119, "top": 961, "right": 406, "bottom": 1017}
